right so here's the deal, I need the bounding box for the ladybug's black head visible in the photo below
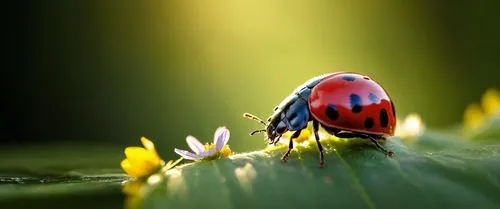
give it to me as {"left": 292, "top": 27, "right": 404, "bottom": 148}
{"left": 243, "top": 113, "right": 280, "bottom": 144}
{"left": 265, "top": 123, "right": 279, "bottom": 143}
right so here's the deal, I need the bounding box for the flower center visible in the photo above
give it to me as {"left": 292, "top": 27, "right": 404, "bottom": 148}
{"left": 204, "top": 143, "right": 216, "bottom": 152}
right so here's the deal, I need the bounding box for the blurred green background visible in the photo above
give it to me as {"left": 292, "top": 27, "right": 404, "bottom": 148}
{"left": 3, "top": 0, "right": 500, "bottom": 165}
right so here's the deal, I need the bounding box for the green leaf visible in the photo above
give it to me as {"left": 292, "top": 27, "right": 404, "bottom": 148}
{"left": 135, "top": 130, "right": 500, "bottom": 209}
{"left": 0, "top": 143, "right": 127, "bottom": 209}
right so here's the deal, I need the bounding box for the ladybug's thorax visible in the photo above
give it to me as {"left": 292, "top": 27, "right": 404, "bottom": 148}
{"left": 265, "top": 111, "right": 286, "bottom": 143}
{"left": 264, "top": 73, "right": 338, "bottom": 143}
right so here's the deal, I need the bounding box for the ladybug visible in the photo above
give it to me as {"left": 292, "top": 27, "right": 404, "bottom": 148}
{"left": 244, "top": 72, "right": 396, "bottom": 167}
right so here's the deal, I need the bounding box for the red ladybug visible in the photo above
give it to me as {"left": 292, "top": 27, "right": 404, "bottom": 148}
{"left": 244, "top": 72, "right": 396, "bottom": 167}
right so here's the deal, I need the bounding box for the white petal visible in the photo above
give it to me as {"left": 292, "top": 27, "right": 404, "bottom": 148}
{"left": 186, "top": 135, "right": 204, "bottom": 154}
{"left": 214, "top": 127, "right": 230, "bottom": 150}
{"left": 221, "top": 128, "right": 230, "bottom": 147}
{"left": 198, "top": 151, "right": 209, "bottom": 157}
{"left": 174, "top": 148, "right": 202, "bottom": 160}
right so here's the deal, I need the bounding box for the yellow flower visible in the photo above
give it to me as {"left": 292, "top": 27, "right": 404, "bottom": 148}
{"left": 464, "top": 103, "right": 485, "bottom": 129}
{"left": 395, "top": 114, "right": 425, "bottom": 138}
{"left": 481, "top": 88, "right": 500, "bottom": 116}
{"left": 121, "top": 137, "right": 165, "bottom": 178}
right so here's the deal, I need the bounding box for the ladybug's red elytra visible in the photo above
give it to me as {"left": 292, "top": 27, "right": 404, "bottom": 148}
{"left": 244, "top": 72, "right": 396, "bottom": 167}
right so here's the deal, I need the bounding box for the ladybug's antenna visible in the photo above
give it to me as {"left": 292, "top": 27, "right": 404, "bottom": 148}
{"left": 249, "top": 129, "right": 266, "bottom": 136}
{"left": 243, "top": 113, "right": 268, "bottom": 126}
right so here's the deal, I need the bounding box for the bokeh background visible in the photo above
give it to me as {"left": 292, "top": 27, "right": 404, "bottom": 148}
{"left": 3, "top": 0, "right": 500, "bottom": 161}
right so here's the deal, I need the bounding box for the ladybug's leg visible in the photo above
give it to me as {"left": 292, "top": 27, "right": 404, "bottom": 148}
{"left": 272, "top": 135, "right": 282, "bottom": 145}
{"left": 281, "top": 130, "right": 301, "bottom": 163}
{"left": 367, "top": 135, "right": 394, "bottom": 157}
{"left": 313, "top": 120, "right": 326, "bottom": 168}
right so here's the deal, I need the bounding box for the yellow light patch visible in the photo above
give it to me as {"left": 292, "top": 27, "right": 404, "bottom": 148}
{"left": 464, "top": 103, "right": 484, "bottom": 129}
{"left": 396, "top": 114, "right": 425, "bottom": 138}
{"left": 481, "top": 89, "right": 500, "bottom": 116}
{"left": 282, "top": 129, "right": 313, "bottom": 143}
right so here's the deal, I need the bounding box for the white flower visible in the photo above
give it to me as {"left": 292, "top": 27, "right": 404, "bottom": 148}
{"left": 174, "top": 127, "right": 231, "bottom": 161}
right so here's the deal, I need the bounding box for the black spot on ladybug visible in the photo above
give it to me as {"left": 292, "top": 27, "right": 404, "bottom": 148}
{"left": 342, "top": 75, "right": 356, "bottom": 81}
{"left": 325, "top": 104, "right": 339, "bottom": 121}
{"left": 364, "top": 117, "right": 374, "bottom": 128}
{"left": 368, "top": 93, "right": 379, "bottom": 103}
{"left": 350, "top": 94, "right": 363, "bottom": 113}
{"left": 380, "top": 109, "right": 389, "bottom": 128}
{"left": 391, "top": 101, "right": 396, "bottom": 117}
